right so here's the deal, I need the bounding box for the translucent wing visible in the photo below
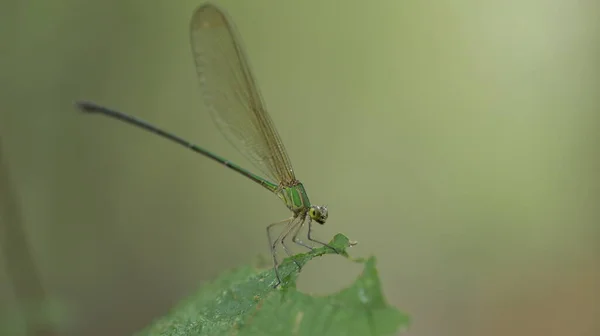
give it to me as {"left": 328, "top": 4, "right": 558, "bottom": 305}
{"left": 190, "top": 4, "right": 296, "bottom": 185}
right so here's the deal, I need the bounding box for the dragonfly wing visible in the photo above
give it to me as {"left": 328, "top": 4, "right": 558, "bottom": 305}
{"left": 190, "top": 4, "right": 296, "bottom": 185}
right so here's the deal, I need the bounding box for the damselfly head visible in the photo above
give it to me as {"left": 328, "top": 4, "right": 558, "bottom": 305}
{"left": 309, "top": 205, "right": 328, "bottom": 224}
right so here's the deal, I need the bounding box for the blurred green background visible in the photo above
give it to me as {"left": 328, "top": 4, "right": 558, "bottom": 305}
{"left": 1, "top": 0, "right": 598, "bottom": 335}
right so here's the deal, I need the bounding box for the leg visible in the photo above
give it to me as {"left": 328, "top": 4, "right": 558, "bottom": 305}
{"left": 291, "top": 215, "right": 314, "bottom": 250}
{"left": 266, "top": 218, "right": 292, "bottom": 287}
{"left": 278, "top": 217, "right": 302, "bottom": 270}
{"left": 307, "top": 217, "right": 341, "bottom": 254}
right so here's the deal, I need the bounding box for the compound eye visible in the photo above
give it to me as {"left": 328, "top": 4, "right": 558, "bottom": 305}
{"left": 310, "top": 206, "right": 327, "bottom": 224}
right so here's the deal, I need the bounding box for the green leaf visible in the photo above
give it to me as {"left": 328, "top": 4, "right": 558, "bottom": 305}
{"left": 135, "top": 233, "right": 410, "bottom": 336}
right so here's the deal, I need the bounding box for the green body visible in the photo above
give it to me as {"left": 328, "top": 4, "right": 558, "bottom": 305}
{"left": 278, "top": 183, "right": 311, "bottom": 215}
{"left": 233, "top": 164, "right": 312, "bottom": 216}
{"left": 204, "top": 149, "right": 311, "bottom": 215}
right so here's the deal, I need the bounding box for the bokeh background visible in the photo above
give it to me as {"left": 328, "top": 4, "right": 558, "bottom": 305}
{"left": 1, "top": 0, "right": 598, "bottom": 335}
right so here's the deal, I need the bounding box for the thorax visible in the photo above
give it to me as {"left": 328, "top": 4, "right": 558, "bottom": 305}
{"left": 277, "top": 182, "right": 311, "bottom": 214}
